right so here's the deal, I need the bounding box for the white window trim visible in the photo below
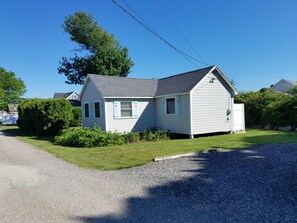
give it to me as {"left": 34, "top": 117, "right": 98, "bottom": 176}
{"left": 165, "top": 97, "right": 176, "bottom": 115}
{"left": 119, "top": 101, "right": 134, "bottom": 119}
{"left": 83, "top": 102, "right": 90, "bottom": 118}
{"left": 94, "top": 101, "right": 101, "bottom": 119}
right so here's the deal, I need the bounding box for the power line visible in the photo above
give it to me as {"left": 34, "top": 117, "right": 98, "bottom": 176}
{"left": 112, "top": 0, "right": 210, "bottom": 67}
{"left": 153, "top": 0, "right": 206, "bottom": 62}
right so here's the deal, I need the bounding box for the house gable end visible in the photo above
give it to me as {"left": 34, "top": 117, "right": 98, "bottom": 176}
{"left": 190, "top": 66, "right": 237, "bottom": 95}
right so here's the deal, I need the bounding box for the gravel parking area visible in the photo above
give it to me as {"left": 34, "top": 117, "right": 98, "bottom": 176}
{"left": 1, "top": 130, "right": 297, "bottom": 222}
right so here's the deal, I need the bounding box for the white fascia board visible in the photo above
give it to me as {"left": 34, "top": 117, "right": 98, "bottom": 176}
{"left": 66, "top": 91, "right": 79, "bottom": 100}
{"left": 103, "top": 96, "right": 154, "bottom": 99}
{"left": 190, "top": 65, "right": 238, "bottom": 95}
{"left": 154, "top": 92, "right": 190, "bottom": 98}
{"left": 214, "top": 66, "right": 238, "bottom": 94}
{"left": 104, "top": 98, "right": 108, "bottom": 131}
{"left": 79, "top": 75, "right": 90, "bottom": 101}
{"left": 189, "top": 91, "right": 193, "bottom": 135}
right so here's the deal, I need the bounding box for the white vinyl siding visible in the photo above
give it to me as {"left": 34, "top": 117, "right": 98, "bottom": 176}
{"left": 106, "top": 98, "right": 156, "bottom": 132}
{"left": 191, "top": 70, "right": 234, "bottom": 134}
{"left": 156, "top": 94, "right": 191, "bottom": 134}
{"left": 80, "top": 79, "right": 106, "bottom": 130}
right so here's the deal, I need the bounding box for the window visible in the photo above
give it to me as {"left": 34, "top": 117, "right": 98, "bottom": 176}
{"left": 94, "top": 102, "right": 100, "bottom": 118}
{"left": 84, "top": 103, "right": 89, "bottom": 118}
{"left": 121, "top": 102, "right": 132, "bottom": 117}
{"left": 166, "top": 98, "right": 175, "bottom": 114}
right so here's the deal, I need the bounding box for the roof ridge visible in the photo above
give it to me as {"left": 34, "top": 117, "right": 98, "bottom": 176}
{"left": 159, "top": 65, "right": 215, "bottom": 80}
{"left": 88, "top": 74, "right": 157, "bottom": 81}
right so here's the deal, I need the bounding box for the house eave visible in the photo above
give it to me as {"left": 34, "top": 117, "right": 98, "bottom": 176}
{"left": 154, "top": 92, "right": 190, "bottom": 98}
{"left": 103, "top": 96, "right": 154, "bottom": 99}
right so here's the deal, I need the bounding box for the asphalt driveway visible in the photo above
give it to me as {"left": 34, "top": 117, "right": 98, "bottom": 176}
{"left": 1, "top": 130, "right": 297, "bottom": 223}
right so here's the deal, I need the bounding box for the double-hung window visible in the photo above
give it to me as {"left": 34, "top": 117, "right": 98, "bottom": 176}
{"left": 166, "top": 98, "right": 175, "bottom": 114}
{"left": 94, "top": 102, "right": 100, "bottom": 118}
{"left": 84, "top": 103, "right": 89, "bottom": 118}
{"left": 120, "top": 102, "right": 133, "bottom": 117}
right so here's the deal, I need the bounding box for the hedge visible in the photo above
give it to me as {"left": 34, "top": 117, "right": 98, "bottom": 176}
{"left": 235, "top": 88, "right": 297, "bottom": 130}
{"left": 17, "top": 98, "right": 73, "bottom": 135}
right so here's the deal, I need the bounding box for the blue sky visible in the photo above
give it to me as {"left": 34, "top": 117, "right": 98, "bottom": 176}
{"left": 1, "top": 0, "right": 297, "bottom": 98}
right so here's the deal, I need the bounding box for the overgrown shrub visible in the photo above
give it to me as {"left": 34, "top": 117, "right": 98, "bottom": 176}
{"left": 236, "top": 89, "right": 297, "bottom": 129}
{"left": 54, "top": 127, "right": 125, "bottom": 147}
{"left": 141, "top": 128, "right": 170, "bottom": 141}
{"left": 18, "top": 99, "right": 73, "bottom": 135}
{"left": 235, "top": 90, "right": 286, "bottom": 127}
{"left": 106, "top": 131, "right": 125, "bottom": 145}
{"left": 124, "top": 131, "right": 140, "bottom": 143}
{"left": 70, "top": 107, "right": 82, "bottom": 127}
{"left": 54, "top": 127, "right": 170, "bottom": 148}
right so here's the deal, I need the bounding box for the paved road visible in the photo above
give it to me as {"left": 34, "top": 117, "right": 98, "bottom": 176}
{"left": 1, "top": 130, "right": 297, "bottom": 223}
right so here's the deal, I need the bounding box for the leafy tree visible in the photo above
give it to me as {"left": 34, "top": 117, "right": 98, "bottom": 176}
{"left": 0, "top": 67, "right": 26, "bottom": 110}
{"left": 58, "top": 12, "right": 134, "bottom": 85}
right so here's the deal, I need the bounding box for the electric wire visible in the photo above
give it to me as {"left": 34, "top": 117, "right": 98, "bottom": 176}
{"left": 112, "top": 0, "right": 210, "bottom": 67}
{"left": 153, "top": 0, "right": 206, "bottom": 62}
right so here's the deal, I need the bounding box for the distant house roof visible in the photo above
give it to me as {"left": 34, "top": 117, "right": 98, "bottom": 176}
{"left": 271, "top": 79, "right": 297, "bottom": 93}
{"left": 53, "top": 91, "right": 79, "bottom": 99}
{"left": 286, "top": 80, "right": 297, "bottom": 86}
{"left": 82, "top": 65, "right": 236, "bottom": 98}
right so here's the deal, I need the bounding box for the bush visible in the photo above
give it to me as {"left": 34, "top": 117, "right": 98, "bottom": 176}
{"left": 235, "top": 90, "right": 286, "bottom": 127}
{"left": 141, "top": 128, "right": 170, "bottom": 141}
{"left": 18, "top": 99, "right": 73, "bottom": 135}
{"left": 54, "top": 127, "right": 125, "bottom": 147}
{"left": 236, "top": 89, "right": 297, "bottom": 130}
{"left": 54, "top": 127, "right": 170, "bottom": 148}
{"left": 124, "top": 131, "right": 140, "bottom": 143}
{"left": 70, "top": 107, "right": 82, "bottom": 127}
{"left": 106, "top": 131, "right": 125, "bottom": 145}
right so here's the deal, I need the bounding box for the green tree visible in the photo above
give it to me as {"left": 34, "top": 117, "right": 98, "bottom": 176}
{"left": 0, "top": 67, "right": 26, "bottom": 110}
{"left": 58, "top": 12, "right": 134, "bottom": 85}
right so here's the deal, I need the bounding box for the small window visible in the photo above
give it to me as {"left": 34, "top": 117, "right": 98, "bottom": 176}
{"left": 166, "top": 98, "right": 175, "bottom": 114}
{"left": 84, "top": 103, "right": 89, "bottom": 118}
{"left": 94, "top": 102, "right": 100, "bottom": 118}
{"left": 121, "top": 102, "right": 132, "bottom": 117}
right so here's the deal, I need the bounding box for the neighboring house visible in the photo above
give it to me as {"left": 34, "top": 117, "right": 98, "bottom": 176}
{"left": 0, "top": 104, "right": 19, "bottom": 125}
{"left": 53, "top": 91, "right": 81, "bottom": 107}
{"left": 80, "top": 65, "right": 244, "bottom": 138}
{"left": 271, "top": 79, "right": 297, "bottom": 93}
{"left": 7, "top": 104, "right": 18, "bottom": 114}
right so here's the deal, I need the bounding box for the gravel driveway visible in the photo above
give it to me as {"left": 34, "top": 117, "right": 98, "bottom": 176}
{"left": 1, "top": 130, "right": 297, "bottom": 223}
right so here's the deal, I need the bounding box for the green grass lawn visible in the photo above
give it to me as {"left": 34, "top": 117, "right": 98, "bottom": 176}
{"left": 1, "top": 125, "right": 297, "bottom": 170}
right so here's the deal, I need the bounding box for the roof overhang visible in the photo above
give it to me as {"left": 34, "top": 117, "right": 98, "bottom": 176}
{"left": 79, "top": 75, "right": 90, "bottom": 101}
{"left": 210, "top": 66, "right": 238, "bottom": 94}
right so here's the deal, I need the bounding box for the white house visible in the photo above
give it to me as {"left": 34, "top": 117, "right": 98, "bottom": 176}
{"left": 271, "top": 79, "right": 297, "bottom": 93}
{"left": 80, "top": 65, "right": 244, "bottom": 138}
{"left": 53, "top": 91, "right": 81, "bottom": 107}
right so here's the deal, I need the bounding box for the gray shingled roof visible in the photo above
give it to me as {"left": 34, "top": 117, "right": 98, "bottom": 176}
{"left": 87, "top": 66, "right": 216, "bottom": 97}
{"left": 53, "top": 91, "right": 77, "bottom": 99}
{"left": 286, "top": 80, "right": 297, "bottom": 86}
{"left": 88, "top": 75, "right": 158, "bottom": 97}
{"left": 155, "top": 66, "right": 214, "bottom": 96}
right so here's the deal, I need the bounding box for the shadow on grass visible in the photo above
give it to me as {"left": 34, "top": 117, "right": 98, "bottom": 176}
{"left": 0, "top": 126, "right": 55, "bottom": 143}
{"left": 241, "top": 130, "right": 297, "bottom": 146}
{"left": 73, "top": 143, "right": 297, "bottom": 223}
